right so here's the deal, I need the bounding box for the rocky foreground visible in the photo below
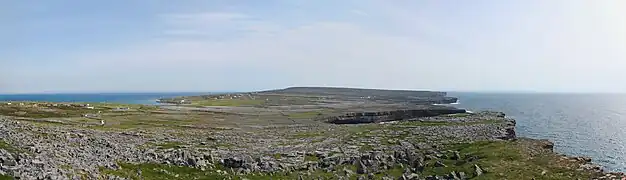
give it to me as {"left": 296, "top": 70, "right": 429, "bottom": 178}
{"left": 0, "top": 87, "right": 624, "bottom": 179}
{"left": 0, "top": 112, "right": 621, "bottom": 180}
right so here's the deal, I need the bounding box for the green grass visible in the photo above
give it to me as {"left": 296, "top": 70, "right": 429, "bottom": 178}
{"left": 0, "top": 175, "right": 13, "bottom": 180}
{"left": 420, "top": 139, "right": 598, "bottom": 179}
{"left": 291, "top": 132, "right": 324, "bottom": 138}
{"left": 304, "top": 154, "right": 319, "bottom": 162}
{"left": 0, "top": 141, "right": 22, "bottom": 179}
{"left": 60, "top": 164, "right": 73, "bottom": 170}
{"left": 256, "top": 94, "right": 321, "bottom": 106}
{"left": 156, "top": 142, "right": 186, "bottom": 149}
{"left": 396, "top": 119, "right": 503, "bottom": 127}
{"left": 191, "top": 99, "right": 264, "bottom": 107}
{"left": 0, "top": 102, "right": 158, "bottom": 119}
{"left": 272, "top": 153, "right": 282, "bottom": 159}
{"left": 444, "top": 113, "right": 473, "bottom": 117}
{"left": 99, "top": 163, "right": 328, "bottom": 180}
{"left": 87, "top": 113, "right": 206, "bottom": 130}
{"left": 287, "top": 111, "right": 324, "bottom": 119}
{"left": 0, "top": 140, "right": 24, "bottom": 154}
{"left": 214, "top": 142, "right": 236, "bottom": 149}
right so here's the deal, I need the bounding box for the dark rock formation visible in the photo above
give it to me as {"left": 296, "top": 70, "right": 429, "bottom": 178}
{"left": 325, "top": 107, "right": 467, "bottom": 124}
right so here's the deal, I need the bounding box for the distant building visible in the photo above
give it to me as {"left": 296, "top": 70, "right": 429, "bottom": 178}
{"left": 176, "top": 99, "right": 191, "bottom": 104}
{"left": 114, "top": 107, "right": 131, "bottom": 111}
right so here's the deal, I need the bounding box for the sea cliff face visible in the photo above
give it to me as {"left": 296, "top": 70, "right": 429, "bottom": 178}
{"left": 324, "top": 107, "right": 467, "bottom": 124}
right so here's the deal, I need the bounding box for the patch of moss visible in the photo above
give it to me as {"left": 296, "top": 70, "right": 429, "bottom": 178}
{"left": 156, "top": 142, "right": 186, "bottom": 149}
{"left": 304, "top": 154, "right": 319, "bottom": 162}
{"left": 60, "top": 164, "right": 73, "bottom": 170}
{"left": 273, "top": 153, "right": 282, "bottom": 159}
{"left": 0, "top": 175, "right": 14, "bottom": 180}
{"left": 0, "top": 140, "right": 23, "bottom": 154}
{"left": 292, "top": 132, "right": 324, "bottom": 139}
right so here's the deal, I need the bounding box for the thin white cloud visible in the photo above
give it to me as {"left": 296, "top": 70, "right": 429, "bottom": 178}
{"left": 350, "top": 9, "right": 368, "bottom": 16}
{"left": 161, "top": 12, "right": 281, "bottom": 37}
{"left": 162, "top": 12, "right": 251, "bottom": 23}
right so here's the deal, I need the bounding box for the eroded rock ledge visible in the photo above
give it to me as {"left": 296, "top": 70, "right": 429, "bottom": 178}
{"left": 324, "top": 106, "right": 467, "bottom": 124}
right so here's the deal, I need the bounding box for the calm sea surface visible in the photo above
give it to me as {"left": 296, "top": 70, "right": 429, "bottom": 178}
{"left": 0, "top": 93, "right": 213, "bottom": 105}
{"left": 449, "top": 92, "right": 626, "bottom": 172}
{"left": 0, "top": 92, "right": 624, "bottom": 171}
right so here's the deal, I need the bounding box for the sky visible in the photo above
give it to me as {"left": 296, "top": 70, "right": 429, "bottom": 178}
{"left": 1, "top": 0, "right": 626, "bottom": 93}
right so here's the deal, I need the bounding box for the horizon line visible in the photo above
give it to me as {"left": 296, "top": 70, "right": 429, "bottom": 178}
{"left": 1, "top": 90, "right": 626, "bottom": 95}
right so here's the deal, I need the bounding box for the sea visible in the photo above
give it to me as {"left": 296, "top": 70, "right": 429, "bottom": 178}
{"left": 448, "top": 92, "right": 626, "bottom": 172}
{"left": 0, "top": 92, "right": 624, "bottom": 172}
{"left": 0, "top": 93, "right": 213, "bottom": 105}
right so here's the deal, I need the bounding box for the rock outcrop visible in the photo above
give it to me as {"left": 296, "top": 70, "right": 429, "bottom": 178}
{"left": 325, "top": 107, "right": 467, "bottom": 124}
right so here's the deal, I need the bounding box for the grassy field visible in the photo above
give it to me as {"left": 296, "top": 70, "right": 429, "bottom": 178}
{"left": 190, "top": 99, "right": 265, "bottom": 107}
{"left": 0, "top": 102, "right": 158, "bottom": 119}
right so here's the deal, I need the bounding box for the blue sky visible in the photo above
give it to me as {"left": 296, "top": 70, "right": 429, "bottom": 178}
{"left": 2, "top": 0, "right": 626, "bottom": 93}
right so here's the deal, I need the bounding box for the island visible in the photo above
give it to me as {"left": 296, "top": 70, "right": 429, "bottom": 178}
{"left": 0, "top": 87, "right": 621, "bottom": 179}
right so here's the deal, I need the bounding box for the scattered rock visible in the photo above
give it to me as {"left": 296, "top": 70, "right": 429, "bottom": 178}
{"left": 357, "top": 161, "right": 367, "bottom": 174}
{"left": 434, "top": 161, "right": 447, "bottom": 167}
{"left": 457, "top": 171, "right": 467, "bottom": 180}
{"left": 474, "top": 164, "right": 483, "bottom": 176}
{"left": 451, "top": 151, "right": 461, "bottom": 160}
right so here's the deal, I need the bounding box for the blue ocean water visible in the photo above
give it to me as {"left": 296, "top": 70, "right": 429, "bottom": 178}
{"left": 1, "top": 92, "right": 624, "bottom": 172}
{"left": 449, "top": 92, "right": 626, "bottom": 172}
{"left": 0, "top": 92, "right": 214, "bottom": 105}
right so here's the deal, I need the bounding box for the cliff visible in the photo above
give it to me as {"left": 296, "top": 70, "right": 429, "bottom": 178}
{"left": 324, "top": 106, "right": 467, "bottom": 124}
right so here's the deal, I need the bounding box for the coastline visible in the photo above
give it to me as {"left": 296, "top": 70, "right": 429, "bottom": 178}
{"left": 0, "top": 88, "right": 624, "bottom": 179}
